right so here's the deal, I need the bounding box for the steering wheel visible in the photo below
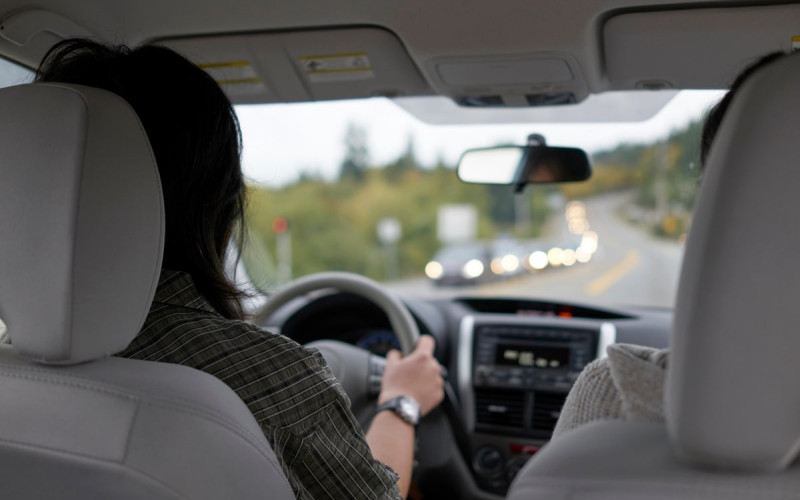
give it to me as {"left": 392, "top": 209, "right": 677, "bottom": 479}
{"left": 253, "top": 271, "right": 421, "bottom": 424}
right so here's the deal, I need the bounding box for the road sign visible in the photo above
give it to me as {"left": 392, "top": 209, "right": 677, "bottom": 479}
{"left": 377, "top": 217, "right": 402, "bottom": 244}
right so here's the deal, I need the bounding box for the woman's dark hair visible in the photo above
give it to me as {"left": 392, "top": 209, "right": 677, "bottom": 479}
{"left": 700, "top": 51, "right": 787, "bottom": 168}
{"left": 37, "top": 39, "right": 247, "bottom": 319}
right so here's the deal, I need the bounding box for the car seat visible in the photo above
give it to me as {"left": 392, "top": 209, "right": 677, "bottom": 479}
{"left": 0, "top": 83, "right": 295, "bottom": 499}
{"left": 507, "top": 52, "right": 800, "bottom": 499}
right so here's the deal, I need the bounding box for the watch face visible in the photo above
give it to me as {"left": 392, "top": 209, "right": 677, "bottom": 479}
{"left": 377, "top": 396, "right": 420, "bottom": 425}
{"left": 398, "top": 396, "right": 420, "bottom": 424}
{"left": 399, "top": 399, "right": 414, "bottom": 414}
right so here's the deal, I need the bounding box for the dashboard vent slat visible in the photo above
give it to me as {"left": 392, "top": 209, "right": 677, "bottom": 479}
{"left": 475, "top": 389, "right": 525, "bottom": 429}
{"left": 531, "top": 391, "right": 567, "bottom": 435}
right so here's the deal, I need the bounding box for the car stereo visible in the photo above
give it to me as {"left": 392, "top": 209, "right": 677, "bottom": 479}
{"left": 472, "top": 324, "right": 597, "bottom": 392}
{"left": 458, "top": 316, "right": 616, "bottom": 495}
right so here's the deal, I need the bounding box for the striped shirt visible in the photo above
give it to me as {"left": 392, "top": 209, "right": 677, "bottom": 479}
{"left": 118, "top": 270, "right": 401, "bottom": 500}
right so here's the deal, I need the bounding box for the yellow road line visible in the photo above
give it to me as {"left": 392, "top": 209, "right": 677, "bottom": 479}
{"left": 585, "top": 250, "right": 640, "bottom": 296}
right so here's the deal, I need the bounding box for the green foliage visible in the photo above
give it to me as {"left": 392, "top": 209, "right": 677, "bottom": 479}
{"left": 588, "top": 118, "right": 704, "bottom": 239}
{"left": 385, "top": 134, "right": 419, "bottom": 180}
{"left": 245, "top": 116, "right": 705, "bottom": 284}
{"left": 559, "top": 165, "right": 640, "bottom": 200}
{"left": 339, "top": 123, "right": 369, "bottom": 182}
{"left": 486, "top": 184, "right": 517, "bottom": 224}
{"left": 246, "top": 149, "right": 552, "bottom": 284}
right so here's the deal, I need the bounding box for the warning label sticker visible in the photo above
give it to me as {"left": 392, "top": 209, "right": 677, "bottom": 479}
{"left": 299, "top": 52, "right": 374, "bottom": 83}
{"left": 793, "top": 36, "right": 800, "bottom": 51}
{"left": 197, "top": 61, "right": 267, "bottom": 96}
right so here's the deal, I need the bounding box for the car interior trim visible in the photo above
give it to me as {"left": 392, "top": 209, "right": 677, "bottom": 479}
{"left": 458, "top": 314, "right": 476, "bottom": 432}
{"left": 598, "top": 322, "right": 616, "bottom": 359}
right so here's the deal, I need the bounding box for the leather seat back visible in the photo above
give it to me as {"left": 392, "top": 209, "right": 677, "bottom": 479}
{"left": 0, "top": 83, "right": 294, "bottom": 499}
{"left": 668, "top": 51, "right": 800, "bottom": 471}
{"left": 508, "top": 51, "right": 800, "bottom": 499}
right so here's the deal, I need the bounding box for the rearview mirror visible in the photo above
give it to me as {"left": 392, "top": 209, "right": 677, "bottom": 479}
{"left": 457, "top": 145, "right": 591, "bottom": 186}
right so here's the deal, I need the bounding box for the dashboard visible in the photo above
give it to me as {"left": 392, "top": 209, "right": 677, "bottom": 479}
{"left": 262, "top": 290, "right": 670, "bottom": 498}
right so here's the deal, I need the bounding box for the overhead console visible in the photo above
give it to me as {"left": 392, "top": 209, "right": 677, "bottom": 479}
{"left": 159, "top": 27, "right": 432, "bottom": 104}
{"left": 424, "top": 53, "right": 589, "bottom": 107}
{"left": 604, "top": 3, "right": 800, "bottom": 90}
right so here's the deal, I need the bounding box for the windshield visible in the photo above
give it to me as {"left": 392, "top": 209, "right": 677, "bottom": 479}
{"left": 0, "top": 57, "right": 33, "bottom": 89}
{"left": 237, "top": 90, "right": 724, "bottom": 309}
{"left": 0, "top": 52, "right": 721, "bottom": 309}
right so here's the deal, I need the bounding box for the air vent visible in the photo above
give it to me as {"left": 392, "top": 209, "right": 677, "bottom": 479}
{"left": 475, "top": 389, "right": 525, "bottom": 429}
{"left": 531, "top": 391, "right": 567, "bottom": 435}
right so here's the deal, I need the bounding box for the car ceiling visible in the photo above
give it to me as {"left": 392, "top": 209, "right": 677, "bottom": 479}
{"left": 1, "top": 0, "right": 798, "bottom": 105}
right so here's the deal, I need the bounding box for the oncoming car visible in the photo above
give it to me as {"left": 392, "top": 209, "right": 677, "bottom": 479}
{"left": 1, "top": 1, "right": 800, "bottom": 499}
{"left": 425, "top": 242, "right": 492, "bottom": 286}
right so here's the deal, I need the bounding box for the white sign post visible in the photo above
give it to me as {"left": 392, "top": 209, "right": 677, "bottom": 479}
{"left": 377, "top": 218, "right": 402, "bottom": 280}
{"left": 437, "top": 204, "right": 478, "bottom": 243}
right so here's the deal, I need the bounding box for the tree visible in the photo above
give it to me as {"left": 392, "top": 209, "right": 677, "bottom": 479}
{"left": 486, "top": 184, "right": 517, "bottom": 224}
{"left": 385, "top": 133, "right": 419, "bottom": 179}
{"left": 339, "top": 123, "right": 369, "bottom": 182}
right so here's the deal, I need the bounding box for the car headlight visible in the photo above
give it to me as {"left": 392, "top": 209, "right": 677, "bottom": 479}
{"left": 462, "top": 259, "right": 485, "bottom": 279}
{"left": 581, "top": 231, "right": 599, "bottom": 254}
{"left": 547, "top": 247, "right": 564, "bottom": 267}
{"left": 528, "top": 251, "right": 548, "bottom": 270}
{"left": 425, "top": 261, "right": 444, "bottom": 280}
{"left": 502, "top": 254, "right": 519, "bottom": 272}
{"left": 562, "top": 249, "right": 576, "bottom": 266}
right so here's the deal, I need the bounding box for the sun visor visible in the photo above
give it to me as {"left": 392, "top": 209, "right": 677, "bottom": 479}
{"left": 160, "top": 28, "right": 431, "bottom": 104}
{"left": 0, "top": 9, "right": 94, "bottom": 68}
{"left": 604, "top": 4, "right": 800, "bottom": 90}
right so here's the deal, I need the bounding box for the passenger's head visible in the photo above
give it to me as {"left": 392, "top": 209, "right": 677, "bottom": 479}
{"left": 36, "top": 39, "right": 246, "bottom": 319}
{"left": 700, "top": 52, "right": 787, "bottom": 169}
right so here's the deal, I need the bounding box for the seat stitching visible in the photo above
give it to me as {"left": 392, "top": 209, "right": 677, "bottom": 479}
{"left": 0, "top": 367, "right": 284, "bottom": 470}
{"left": 0, "top": 436, "right": 187, "bottom": 499}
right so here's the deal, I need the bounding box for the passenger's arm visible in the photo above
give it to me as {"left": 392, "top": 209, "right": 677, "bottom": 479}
{"left": 366, "top": 335, "right": 444, "bottom": 498}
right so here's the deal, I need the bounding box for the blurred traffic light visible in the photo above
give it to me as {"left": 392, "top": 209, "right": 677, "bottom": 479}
{"left": 272, "top": 217, "right": 288, "bottom": 234}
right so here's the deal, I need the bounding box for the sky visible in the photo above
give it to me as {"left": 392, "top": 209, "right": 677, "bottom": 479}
{"left": 236, "top": 90, "right": 726, "bottom": 187}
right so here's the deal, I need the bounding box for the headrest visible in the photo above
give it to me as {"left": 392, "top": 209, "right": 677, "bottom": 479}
{"left": 667, "top": 52, "right": 800, "bottom": 471}
{"left": 0, "top": 83, "right": 164, "bottom": 365}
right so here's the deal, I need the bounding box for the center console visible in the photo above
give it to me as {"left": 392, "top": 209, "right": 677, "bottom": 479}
{"left": 458, "top": 315, "right": 615, "bottom": 495}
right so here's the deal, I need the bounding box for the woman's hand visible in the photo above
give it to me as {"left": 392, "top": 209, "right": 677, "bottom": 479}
{"left": 379, "top": 335, "right": 444, "bottom": 416}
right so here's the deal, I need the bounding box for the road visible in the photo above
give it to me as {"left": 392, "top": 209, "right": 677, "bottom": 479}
{"left": 385, "top": 192, "right": 685, "bottom": 308}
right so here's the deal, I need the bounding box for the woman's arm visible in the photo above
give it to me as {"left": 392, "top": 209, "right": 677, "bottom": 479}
{"left": 366, "top": 335, "right": 444, "bottom": 498}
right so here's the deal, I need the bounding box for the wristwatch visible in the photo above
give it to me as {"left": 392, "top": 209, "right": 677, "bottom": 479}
{"left": 375, "top": 395, "right": 420, "bottom": 426}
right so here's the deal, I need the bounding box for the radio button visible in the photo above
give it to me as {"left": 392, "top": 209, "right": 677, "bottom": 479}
{"left": 509, "top": 444, "right": 540, "bottom": 455}
{"left": 474, "top": 446, "right": 505, "bottom": 476}
{"left": 506, "top": 457, "right": 529, "bottom": 482}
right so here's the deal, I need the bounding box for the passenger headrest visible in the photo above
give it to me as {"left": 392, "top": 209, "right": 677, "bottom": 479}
{"left": 0, "top": 83, "right": 163, "bottom": 365}
{"left": 668, "top": 52, "right": 800, "bottom": 471}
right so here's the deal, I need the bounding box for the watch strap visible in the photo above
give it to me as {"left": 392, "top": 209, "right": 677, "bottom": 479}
{"left": 375, "top": 395, "right": 420, "bottom": 426}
